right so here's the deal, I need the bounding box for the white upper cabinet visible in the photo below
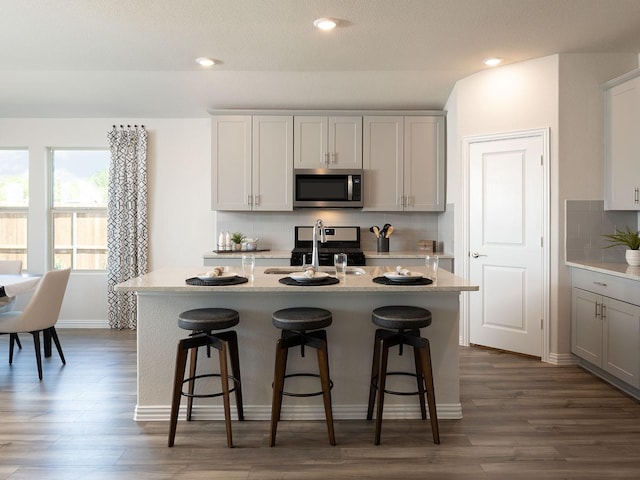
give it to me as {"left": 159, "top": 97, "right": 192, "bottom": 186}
{"left": 211, "top": 115, "right": 252, "bottom": 211}
{"left": 363, "top": 115, "right": 445, "bottom": 212}
{"left": 604, "top": 70, "right": 640, "bottom": 210}
{"left": 211, "top": 115, "right": 293, "bottom": 211}
{"left": 294, "top": 116, "right": 362, "bottom": 169}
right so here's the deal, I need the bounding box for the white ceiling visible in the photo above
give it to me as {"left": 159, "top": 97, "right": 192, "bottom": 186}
{"left": 1, "top": 0, "right": 640, "bottom": 117}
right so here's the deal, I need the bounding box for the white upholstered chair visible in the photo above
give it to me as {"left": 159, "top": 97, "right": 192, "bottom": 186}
{"left": 0, "top": 268, "right": 70, "bottom": 380}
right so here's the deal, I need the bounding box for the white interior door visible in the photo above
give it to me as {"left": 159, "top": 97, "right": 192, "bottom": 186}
{"left": 468, "top": 132, "right": 546, "bottom": 357}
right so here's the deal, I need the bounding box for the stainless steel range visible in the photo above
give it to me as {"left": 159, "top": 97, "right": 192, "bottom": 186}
{"left": 290, "top": 226, "right": 366, "bottom": 266}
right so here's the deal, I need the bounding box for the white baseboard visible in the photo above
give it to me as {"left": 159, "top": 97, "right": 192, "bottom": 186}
{"left": 134, "top": 403, "right": 463, "bottom": 422}
{"left": 57, "top": 319, "right": 110, "bottom": 329}
{"left": 546, "top": 352, "right": 578, "bottom": 366}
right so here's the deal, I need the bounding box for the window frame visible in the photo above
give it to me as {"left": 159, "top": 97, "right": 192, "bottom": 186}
{"left": 48, "top": 147, "right": 109, "bottom": 272}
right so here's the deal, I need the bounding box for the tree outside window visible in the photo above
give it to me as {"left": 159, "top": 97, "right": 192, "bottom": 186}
{"left": 0, "top": 149, "right": 28, "bottom": 268}
{"left": 51, "top": 149, "right": 109, "bottom": 270}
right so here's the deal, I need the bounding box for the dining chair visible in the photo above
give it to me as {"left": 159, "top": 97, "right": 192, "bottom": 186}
{"left": 0, "top": 260, "right": 24, "bottom": 348}
{"left": 0, "top": 268, "right": 71, "bottom": 380}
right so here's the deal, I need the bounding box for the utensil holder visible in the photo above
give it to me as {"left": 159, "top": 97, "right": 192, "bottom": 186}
{"left": 377, "top": 237, "right": 389, "bottom": 252}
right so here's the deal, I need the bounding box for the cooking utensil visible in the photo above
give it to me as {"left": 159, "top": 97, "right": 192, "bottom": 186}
{"left": 385, "top": 226, "right": 394, "bottom": 238}
{"left": 380, "top": 223, "right": 391, "bottom": 237}
{"left": 370, "top": 226, "right": 380, "bottom": 238}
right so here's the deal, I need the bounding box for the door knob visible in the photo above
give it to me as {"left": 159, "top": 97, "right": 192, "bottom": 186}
{"left": 471, "top": 252, "right": 487, "bottom": 258}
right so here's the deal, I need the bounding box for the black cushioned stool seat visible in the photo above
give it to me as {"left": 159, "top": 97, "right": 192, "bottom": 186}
{"left": 367, "top": 305, "right": 440, "bottom": 445}
{"left": 168, "top": 308, "right": 244, "bottom": 448}
{"left": 269, "top": 307, "right": 336, "bottom": 447}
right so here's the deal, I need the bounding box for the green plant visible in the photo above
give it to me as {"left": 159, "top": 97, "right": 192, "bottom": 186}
{"left": 231, "top": 232, "right": 246, "bottom": 244}
{"left": 603, "top": 226, "right": 640, "bottom": 250}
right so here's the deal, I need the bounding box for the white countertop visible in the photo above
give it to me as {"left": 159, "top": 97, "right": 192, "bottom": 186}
{"left": 566, "top": 260, "right": 640, "bottom": 282}
{"left": 116, "top": 265, "right": 477, "bottom": 293}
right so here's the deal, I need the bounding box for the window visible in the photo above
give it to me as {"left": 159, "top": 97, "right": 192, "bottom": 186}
{"left": 50, "top": 149, "right": 109, "bottom": 270}
{"left": 0, "top": 149, "right": 29, "bottom": 267}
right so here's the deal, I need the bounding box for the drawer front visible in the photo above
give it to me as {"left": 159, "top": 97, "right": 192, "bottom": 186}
{"left": 571, "top": 268, "right": 640, "bottom": 305}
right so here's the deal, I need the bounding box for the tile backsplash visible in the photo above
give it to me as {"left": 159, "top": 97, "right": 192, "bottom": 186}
{"left": 565, "top": 200, "right": 639, "bottom": 262}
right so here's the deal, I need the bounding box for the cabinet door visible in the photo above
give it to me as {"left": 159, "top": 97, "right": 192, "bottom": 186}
{"left": 602, "top": 297, "right": 640, "bottom": 388}
{"left": 403, "top": 116, "right": 446, "bottom": 212}
{"left": 571, "top": 287, "right": 603, "bottom": 366}
{"left": 362, "top": 116, "right": 403, "bottom": 211}
{"left": 252, "top": 116, "right": 293, "bottom": 211}
{"left": 328, "top": 116, "right": 362, "bottom": 168}
{"left": 294, "top": 116, "right": 327, "bottom": 168}
{"left": 605, "top": 74, "right": 640, "bottom": 210}
{"left": 211, "top": 115, "right": 252, "bottom": 211}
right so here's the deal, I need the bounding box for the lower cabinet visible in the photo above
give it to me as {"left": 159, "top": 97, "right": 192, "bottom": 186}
{"left": 571, "top": 269, "right": 640, "bottom": 390}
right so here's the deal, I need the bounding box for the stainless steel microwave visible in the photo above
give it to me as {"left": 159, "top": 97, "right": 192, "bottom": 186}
{"left": 293, "top": 169, "right": 363, "bottom": 208}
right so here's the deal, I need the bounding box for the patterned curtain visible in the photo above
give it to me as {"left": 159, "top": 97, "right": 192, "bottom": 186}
{"left": 107, "top": 125, "right": 149, "bottom": 329}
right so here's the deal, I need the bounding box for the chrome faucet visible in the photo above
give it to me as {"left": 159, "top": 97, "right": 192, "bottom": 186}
{"left": 311, "top": 218, "right": 326, "bottom": 270}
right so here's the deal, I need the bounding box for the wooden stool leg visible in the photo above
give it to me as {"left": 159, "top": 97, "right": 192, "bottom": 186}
{"left": 367, "top": 329, "right": 383, "bottom": 420}
{"left": 226, "top": 331, "right": 244, "bottom": 421}
{"left": 218, "top": 340, "right": 233, "bottom": 448}
{"left": 412, "top": 342, "right": 427, "bottom": 420}
{"left": 186, "top": 345, "right": 198, "bottom": 421}
{"left": 418, "top": 339, "right": 440, "bottom": 444}
{"left": 168, "top": 340, "right": 189, "bottom": 447}
{"left": 316, "top": 331, "right": 336, "bottom": 446}
{"left": 374, "top": 336, "right": 390, "bottom": 445}
{"left": 269, "top": 339, "right": 288, "bottom": 447}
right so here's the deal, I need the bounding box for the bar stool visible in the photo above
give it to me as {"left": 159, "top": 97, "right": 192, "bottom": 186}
{"left": 367, "top": 305, "right": 440, "bottom": 445}
{"left": 269, "top": 307, "right": 336, "bottom": 447}
{"left": 168, "top": 307, "right": 244, "bottom": 448}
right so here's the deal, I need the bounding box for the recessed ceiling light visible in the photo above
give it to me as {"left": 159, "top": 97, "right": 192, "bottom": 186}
{"left": 196, "top": 57, "right": 216, "bottom": 67}
{"left": 313, "top": 18, "right": 337, "bottom": 31}
{"left": 483, "top": 57, "right": 503, "bottom": 67}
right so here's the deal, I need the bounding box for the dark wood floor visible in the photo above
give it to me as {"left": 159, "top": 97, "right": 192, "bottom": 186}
{"left": 1, "top": 329, "right": 639, "bottom": 479}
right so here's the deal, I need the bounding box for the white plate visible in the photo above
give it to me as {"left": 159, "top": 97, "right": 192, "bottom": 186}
{"left": 383, "top": 271, "right": 423, "bottom": 282}
{"left": 197, "top": 272, "right": 237, "bottom": 280}
{"left": 289, "top": 271, "right": 330, "bottom": 282}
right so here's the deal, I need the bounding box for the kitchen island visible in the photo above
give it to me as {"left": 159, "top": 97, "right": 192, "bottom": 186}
{"left": 116, "top": 266, "right": 477, "bottom": 422}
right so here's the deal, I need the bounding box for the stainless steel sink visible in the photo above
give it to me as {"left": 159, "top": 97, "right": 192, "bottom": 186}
{"left": 264, "top": 266, "right": 367, "bottom": 275}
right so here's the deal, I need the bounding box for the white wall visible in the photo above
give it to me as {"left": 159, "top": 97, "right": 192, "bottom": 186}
{"left": 0, "top": 118, "right": 212, "bottom": 326}
{"left": 447, "top": 53, "right": 637, "bottom": 360}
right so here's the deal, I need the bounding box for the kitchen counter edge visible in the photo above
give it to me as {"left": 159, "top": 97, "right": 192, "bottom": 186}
{"left": 566, "top": 260, "right": 640, "bottom": 282}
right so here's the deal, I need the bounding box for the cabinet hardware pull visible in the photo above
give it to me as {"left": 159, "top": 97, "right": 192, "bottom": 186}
{"left": 595, "top": 301, "right": 600, "bottom": 318}
{"left": 593, "top": 281, "right": 607, "bottom": 287}
{"left": 635, "top": 187, "right": 639, "bottom": 204}
{"left": 601, "top": 304, "right": 606, "bottom": 320}
{"left": 254, "top": 194, "right": 259, "bottom": 206}
{"left": 247, "top": 195, "right": 252, "bottom": 206}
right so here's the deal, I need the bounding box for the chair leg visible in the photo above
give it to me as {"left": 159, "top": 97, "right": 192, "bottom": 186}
{"left": 367, "top": 329, "right": 383, "bottom": 421}
{"left": 218, "top": 339, "right": 233, "bottom": 448}
{"left": 413, "top": 342, "right": 427, "bottom": 420}
{"left": 48, "top": 327, "right": 66, "bottom": 365}
{"left": 225, "top": 331, "right": 244, "bottom": 421}
{"left": 31, "top": 331, "right": 43, "bottom": 381}
{"left": 186, "top": 345, "right": 198, "bottom": 421}
{"left": 15, "top": 334, "right": 22, "bottom": 350}
{"left": 418, "top": 339, "right": 440, "bottom": 444}
{"left": 168, "top": 340, "right": 189, "bottom": 447}
{"left": 374, "top": 336, "right": 390, "bottom": 445}
{"left": 316, "top": 331, "right": 336, "bottom": 446}
{"left": 269, "top": 338, "right": 289, "bottom": 447}
{"left": 9, "top": 333, "right": 17, "bottom": 364}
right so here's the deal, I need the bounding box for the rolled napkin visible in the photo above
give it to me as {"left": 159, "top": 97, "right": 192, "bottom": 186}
{"left": 303, "top": 266, "right": 316, "bottom": 278}
{"left": 204, "top": 267, "right": 224, "bottom": 277}
{"left": 395, "top": 265, "right": 411, "bottom": 276}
